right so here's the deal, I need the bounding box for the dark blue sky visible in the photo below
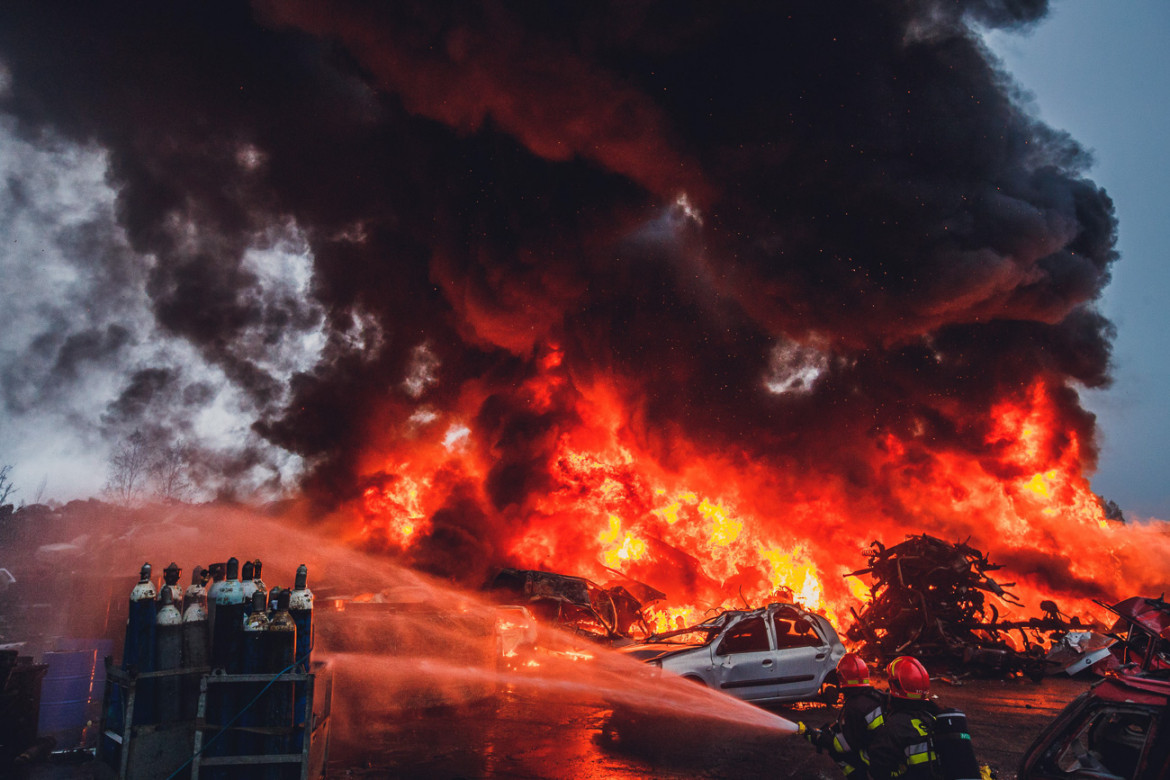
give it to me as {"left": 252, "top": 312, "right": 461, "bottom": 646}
{"left": 988, "top": 1, "right": 1170, "bottom": 520}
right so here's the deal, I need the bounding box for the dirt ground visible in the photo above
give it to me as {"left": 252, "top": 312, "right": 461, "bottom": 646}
{"left": 326, "top": 675, "right": 1092, "bottom": 780}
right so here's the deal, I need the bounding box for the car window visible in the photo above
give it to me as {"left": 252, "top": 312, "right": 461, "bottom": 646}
{"left": 716, "top": 616, "right": 769, "bottom": 655}
{"left": 773, "top": 616, "right": 823, "bottom": 648}
{"left": 1153, "top": 636, "right": 1170, "bottom": 669}
{"left": 1122, "top": 625, "right": 1151, "bottom": 665}
{"left": 1048, "top": 708, "right": 1153, "bottom": 780}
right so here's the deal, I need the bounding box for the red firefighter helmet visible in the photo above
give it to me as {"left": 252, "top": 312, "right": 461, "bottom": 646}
{"left": 837, "top": 652, "right": 872, "bottom": 688}
{"left": 886, "top": 656, "right": 930, "bottom": 700}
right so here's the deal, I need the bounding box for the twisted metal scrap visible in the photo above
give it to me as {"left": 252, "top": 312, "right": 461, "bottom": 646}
{"left": 845, "top": 534, "right": 1071, "bottom": 677}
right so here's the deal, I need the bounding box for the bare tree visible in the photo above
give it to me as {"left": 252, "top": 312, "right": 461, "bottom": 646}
{"left": 0, "top": 464, "right": 15, "bottom": 505}
{"left": 33, "top": 476, "right": 48, "bottom": 504}
{"left": 105, "top": 431, "right": 151, "bottom": 505}
{"left": 151, "top": 440, "right": 192, "bottom": 504}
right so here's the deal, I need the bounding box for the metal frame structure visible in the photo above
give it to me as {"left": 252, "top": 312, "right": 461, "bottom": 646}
{"left": 100, "top": 661, "right": 331, "bottom": 780}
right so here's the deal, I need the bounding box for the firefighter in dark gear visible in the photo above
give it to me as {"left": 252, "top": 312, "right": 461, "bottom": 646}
{"left": 797, "top": 652, "right": 886, "bottom": 778}
{"left": 866, "top": 656, "right": 941, "bottom": 780}
{"left": 865, "top": 656, "right": 983, "bottom": 780}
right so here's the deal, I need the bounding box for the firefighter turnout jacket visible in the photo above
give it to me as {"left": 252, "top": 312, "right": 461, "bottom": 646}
{"left": 826, "top": 686, "right": 887, "bottom": 778}
{"left": 865, "top": 698, "right": 942, "bottom": 780}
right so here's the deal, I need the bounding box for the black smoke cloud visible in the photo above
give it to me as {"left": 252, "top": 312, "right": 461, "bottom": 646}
{"left": 0, "top": 2, "right": 1115, "bottom": 542}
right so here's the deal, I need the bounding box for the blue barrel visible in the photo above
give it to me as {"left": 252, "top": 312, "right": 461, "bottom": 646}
{"left": 37, "top": 650, "right": 97, "bottom": 749}
{"left": 52, "top": 639, "right": 112, "bottom": 748}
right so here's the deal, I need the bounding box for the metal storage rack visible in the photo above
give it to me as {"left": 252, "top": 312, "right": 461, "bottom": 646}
{"left": 100, "top": 660, "right": 331, "bottom": 780}
{"left": 191, "top": 664, "right": 332, "bottom": 780}
{"left": 100, "top": 663, "right": 208, "bottom": 780}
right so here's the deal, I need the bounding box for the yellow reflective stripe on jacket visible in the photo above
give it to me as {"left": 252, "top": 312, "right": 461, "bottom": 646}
{"left": 865, "top": 706, "right": 884, "bottom": 730}
{"left": 905, "top": 740, "right": 936, "bottom": 765}
{"left": 833, "top": 733, "right": 852, "bottom": 753}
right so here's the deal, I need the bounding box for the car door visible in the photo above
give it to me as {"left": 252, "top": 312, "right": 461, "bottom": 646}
{"left": 711, "top": 615, "right": 782, "bottom": 701}
{"left": 768, "top": 611, "right": 830, "bottom": 700}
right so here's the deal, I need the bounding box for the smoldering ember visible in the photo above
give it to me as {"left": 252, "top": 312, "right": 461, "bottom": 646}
{"left": 1, "top": 1, "right": 1169, "bottom": 779}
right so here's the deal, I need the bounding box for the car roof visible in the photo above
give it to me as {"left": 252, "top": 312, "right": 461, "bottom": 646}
{"left": 1104, "top": 596, "right": 1170, "bottom": 636}
{"left": 702, "top": 602, "right": 819, "bottom": 626}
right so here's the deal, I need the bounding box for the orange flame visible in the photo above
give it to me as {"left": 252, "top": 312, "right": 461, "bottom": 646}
{"left": 347, "top": 363, "right": 1170, "bottom": 634}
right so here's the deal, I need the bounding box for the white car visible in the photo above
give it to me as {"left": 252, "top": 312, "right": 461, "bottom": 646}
{"left": 618, "top": 602, "right": 846, "bottom": 704}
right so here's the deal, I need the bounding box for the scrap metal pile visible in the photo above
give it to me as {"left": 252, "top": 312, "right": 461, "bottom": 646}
{"left": 845, "top": 534, "right": 1084, "bottom": 678}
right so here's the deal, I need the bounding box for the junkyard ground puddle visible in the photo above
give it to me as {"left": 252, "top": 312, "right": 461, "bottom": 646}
{"left": 327, "top": 676, "right": 1091, "bottom": 780}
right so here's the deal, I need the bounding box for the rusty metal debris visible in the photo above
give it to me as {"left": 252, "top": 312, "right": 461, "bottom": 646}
{"left": 845, "top": 534, "right": 1084, "bottom": 678}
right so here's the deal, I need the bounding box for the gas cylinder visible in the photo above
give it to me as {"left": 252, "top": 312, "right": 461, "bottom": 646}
{"left": 289, "top": 565, "right": 314, "bottom": 672}
{"left": 155, "top": 588, "right": 183, "bottom": 723}
{"left": 184, "top": 566, "right": 208, "bottom": 613}
{"left": 241, "top": 560, "right": 256, "bottom": 613}
{"left": 289, "top": 564, "right": 314, "bottom": 754}
{"left": 209, "top": 558, "right": 245, "bottom": 760}
{"left": 160, "top": 561, "right": 184, "bottom": 607}
{"left": 181, "top": 568, "right": 210, "bottom": 720}
{"left": 934, "top": 708, "right": 982, "bottom": 780}
{"left": 212, "top": 558, "right": 245, "bottom": 672}
{"left": 124, "top": 563, "right": 157, "bottom": 669}
{"left": 205, "top": 562, "right": 226, "bottom": 646}
{"left": 124, "top": 563, "right": 157, "bottom": 724}
{"left": 251, "top": 559, "right": 268, "bottom": 612}
{"left": 242, "top": 591, "right": 270, "bottom": 673}
{"left": 264, "top": 588, "right": 297, "bottom": 771}
{"left": 240, "top": 590, "right": 270, "bottom": 756}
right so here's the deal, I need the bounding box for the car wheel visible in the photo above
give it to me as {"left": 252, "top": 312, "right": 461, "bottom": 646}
{"left": 683, "top": 675, "right": 707, "bottom": 687}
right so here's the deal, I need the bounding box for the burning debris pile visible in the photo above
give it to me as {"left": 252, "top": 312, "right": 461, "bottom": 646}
{"left": 846, "top": 535, "right": 1084, "bottom": 677}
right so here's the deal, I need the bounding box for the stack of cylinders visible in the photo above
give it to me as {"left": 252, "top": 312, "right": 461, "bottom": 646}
{"left": 181, "top": 567, "right": 209, "bottom": 719}
{"left": 240, "top": 591, "right": 270, "bottom": 756}
{"left": 288, "top": 564, "right": 314, "bottom": 754}
{"left": 104, "top": 557, "right": 318, "bottom": 772}
{"left": 155, "top": 589, "right": 182, "bottom": 723}
{"left": 264, "top": 589, "right": 297, "bottom": 777}
{"left": 124, "top": 563, "right": 157, "bottom": 725}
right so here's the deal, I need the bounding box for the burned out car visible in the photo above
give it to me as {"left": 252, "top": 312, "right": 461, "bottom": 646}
{"left": 484, "top": 568, "right": 658, "bottom": 644}
{"left": 1019, "top": 672, "right": 1170, "bottom": 779}
{"left": 617, "top": 603, "right": 846, "bottom": 704}
{"left": 1098, "top": 596, "right": 1170, "bottom": 674}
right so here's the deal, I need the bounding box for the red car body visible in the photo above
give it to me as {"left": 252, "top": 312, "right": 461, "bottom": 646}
{"left": 1019, "top": 672, "right": 1170, "bottom": 779}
